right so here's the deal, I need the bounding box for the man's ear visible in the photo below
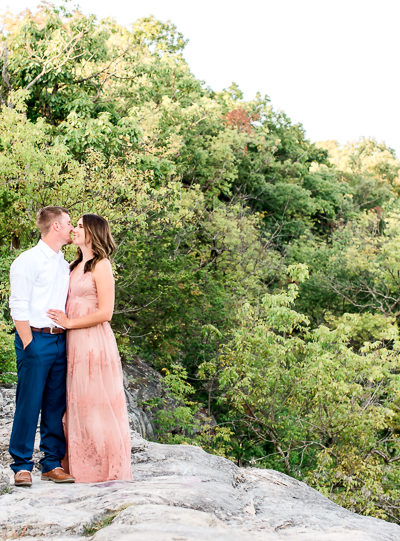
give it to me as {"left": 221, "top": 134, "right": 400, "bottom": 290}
{"left": 52, "top": 221, "right": 61, "bottom": 232}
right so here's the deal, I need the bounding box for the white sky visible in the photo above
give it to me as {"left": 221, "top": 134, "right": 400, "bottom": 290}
{"left": 3, "top": 0, "right": 400, "bottom": 157}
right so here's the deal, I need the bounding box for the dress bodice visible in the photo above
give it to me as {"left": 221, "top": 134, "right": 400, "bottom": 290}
{"left": 66, "top": 269, "right": 98, "bottom": 318}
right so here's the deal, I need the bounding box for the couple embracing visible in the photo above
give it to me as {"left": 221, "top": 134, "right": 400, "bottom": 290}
{"left": 9, "top": 206, "right": 132, "bottom": 486}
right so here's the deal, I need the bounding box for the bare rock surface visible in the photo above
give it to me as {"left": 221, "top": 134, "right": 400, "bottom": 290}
{"left": 1, "top": 387, "right": 400, "bottom": 541}
{"left": 122, "top": 358, "right": 162, "bottom": 439}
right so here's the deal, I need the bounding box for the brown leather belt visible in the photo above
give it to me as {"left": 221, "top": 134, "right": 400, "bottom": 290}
{"left": 31, "top": 326, "right": 65, "bottom": 335}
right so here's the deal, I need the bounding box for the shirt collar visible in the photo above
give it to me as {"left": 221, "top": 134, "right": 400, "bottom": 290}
{"left": 38, "top": 239, "right": 61, "bottom": 259}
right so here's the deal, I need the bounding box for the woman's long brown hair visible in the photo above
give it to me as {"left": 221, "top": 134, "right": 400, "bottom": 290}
{"left": 70, "top": 214, "right": 116, "bottom": 273}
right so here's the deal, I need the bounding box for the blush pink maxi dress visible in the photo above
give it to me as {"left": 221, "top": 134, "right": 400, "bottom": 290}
{"left": 62, "top": 268, "right": 132, "bottom": 483}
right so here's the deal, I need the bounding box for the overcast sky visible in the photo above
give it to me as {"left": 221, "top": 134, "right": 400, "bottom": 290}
{"left": 4, "top": 0, "right": 400, "bottom": 157}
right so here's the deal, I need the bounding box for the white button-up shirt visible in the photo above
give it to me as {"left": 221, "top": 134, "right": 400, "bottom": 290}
{"left": 9, "top": 240, "right": 70, "bottom": 328}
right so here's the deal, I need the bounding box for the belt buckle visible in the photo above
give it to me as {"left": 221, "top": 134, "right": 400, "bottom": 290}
{"left": 50, "top": 327, "right": 55, "bottom": 334}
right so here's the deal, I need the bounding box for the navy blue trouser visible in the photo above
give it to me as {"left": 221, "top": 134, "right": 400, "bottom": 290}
{"left": 9, "top": 330, "right": 67, "bottom": 474}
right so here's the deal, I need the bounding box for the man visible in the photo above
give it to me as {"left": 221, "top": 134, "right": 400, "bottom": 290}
{"left": 9, "top": 206, "right": 75, "bottom": 486}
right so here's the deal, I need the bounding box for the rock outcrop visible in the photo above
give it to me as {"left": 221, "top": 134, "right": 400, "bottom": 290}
{"left": 123, "top": 358, "right": 165, "bottom": 438}
{"left": 1, "top": 386, "right": 400, "bottom": 541}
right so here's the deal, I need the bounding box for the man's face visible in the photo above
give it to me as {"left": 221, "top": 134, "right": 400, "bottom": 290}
{"left": 56, "top": 213, "right": 73, "bottom": 245}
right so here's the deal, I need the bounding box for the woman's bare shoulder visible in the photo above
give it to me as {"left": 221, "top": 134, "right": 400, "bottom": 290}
{"left": 92, "top": 258, "right": 113, "bottom": 277}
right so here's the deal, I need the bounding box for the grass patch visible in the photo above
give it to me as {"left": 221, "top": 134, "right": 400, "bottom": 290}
{"left": 82, "top": 505, "right": 131, "bottom": 536}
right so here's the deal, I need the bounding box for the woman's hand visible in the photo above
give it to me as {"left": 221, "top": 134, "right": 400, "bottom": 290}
{"left": 47, "top": 309, "right": 71, "bottom": 329}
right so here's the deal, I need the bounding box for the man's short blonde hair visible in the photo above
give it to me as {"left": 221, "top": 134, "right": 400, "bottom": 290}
{"left": 36, "top": 206, "right": 69, "bottom": 236}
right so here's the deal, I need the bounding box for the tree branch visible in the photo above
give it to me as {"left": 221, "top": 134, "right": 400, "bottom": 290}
{"left": 1, "top": 43, "right": 12, "bottom": 91}
{"left": 73, "top": 46, "right": 130, "bottom": 84}
{"left": 24, "top": 25, "right": 90, "bottom": 91}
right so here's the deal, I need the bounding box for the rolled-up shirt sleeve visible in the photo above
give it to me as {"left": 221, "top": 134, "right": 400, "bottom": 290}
{"left": 9, "top": 258, "right": 34, "bottom": 321}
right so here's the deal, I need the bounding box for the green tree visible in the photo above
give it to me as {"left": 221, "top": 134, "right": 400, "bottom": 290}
{"left": 199, "top": 267, "right": 400, "bottom": 521}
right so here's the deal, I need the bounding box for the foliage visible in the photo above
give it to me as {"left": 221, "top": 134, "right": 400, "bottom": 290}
{"left": 0, "top": 101, "right": 84, "bottom": 248}
{"left": 0, "top": 321, "right": 16, "bottom": 385}
{"left": 199, "top": 270, "right": 400, "bottom": 520}
{"left": 318, "top": 138, "right": 400, "bottom": 188}
{"left": 148, "top": 364, "right": 234, "bottom": 459}
{"left": 316, "top": 139, "right": 399, "bottom": 211}
{"left": 289, "top": 207, "right": 400, "bottom": 321}
{"left": 0, "top": 246, "right": 16, "bottom": 384}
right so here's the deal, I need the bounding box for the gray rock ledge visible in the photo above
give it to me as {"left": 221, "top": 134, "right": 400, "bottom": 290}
{"left": 1, "top": 388, "right": 400, "bottom": 540}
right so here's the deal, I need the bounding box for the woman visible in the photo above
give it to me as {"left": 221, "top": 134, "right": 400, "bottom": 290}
{"left": 47, "top": 214, "right": 132, "bottom": 483}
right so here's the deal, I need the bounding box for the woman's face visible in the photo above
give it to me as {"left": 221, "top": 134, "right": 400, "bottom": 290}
{"left": 72, "top": 218, "right": 90, "bottom": 247}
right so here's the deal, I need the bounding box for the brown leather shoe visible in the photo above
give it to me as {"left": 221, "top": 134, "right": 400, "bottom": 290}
{"left": 41, "top": 467, "right": 75, "bottom": 483}
{"left": 14, "top": 470, "right": 32, "bottom": 487}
